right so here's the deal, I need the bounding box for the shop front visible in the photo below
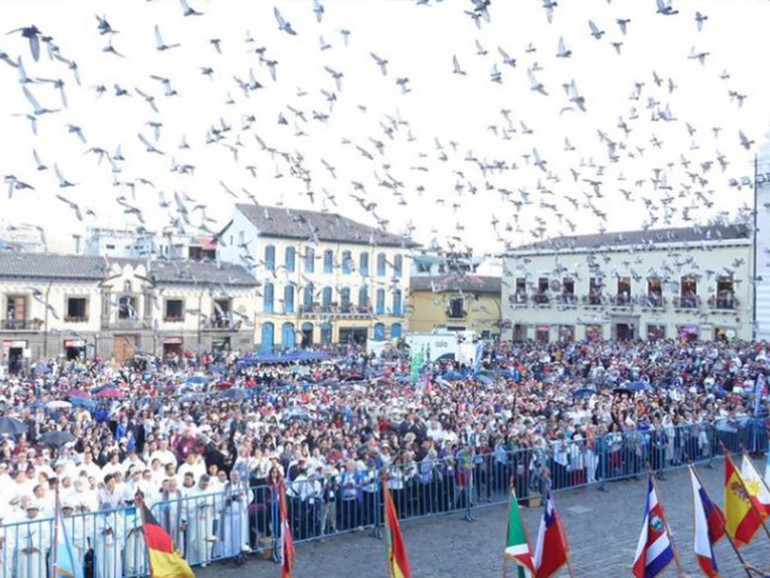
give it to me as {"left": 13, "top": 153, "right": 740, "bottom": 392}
{"left": 162, "top": 337, "right": 184, "bottom": 359}
{"left": 64, "top": 339, "right": 86, "bottom": 361}
{"left": 3, "top": 340, "right": 27, "bottom": 374}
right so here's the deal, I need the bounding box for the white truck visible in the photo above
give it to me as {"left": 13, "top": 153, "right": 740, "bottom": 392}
{"left": 405, "top": 331, "right": 480, "bottom": 364}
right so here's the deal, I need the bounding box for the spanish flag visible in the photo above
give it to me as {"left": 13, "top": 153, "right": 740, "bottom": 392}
{"left": 279, "top": 481, "right": 295, "bottom": 578}
{"left": 140, "top": 503, "right": 195, "bottom": 578}
{"left": 383, "top": 481, "right": 411, "bottom": 578}
{"left": 725, "top": 452, "right": 763, "bottom": 548}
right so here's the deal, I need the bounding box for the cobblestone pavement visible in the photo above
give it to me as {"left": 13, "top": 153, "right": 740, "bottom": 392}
{"left": 198, "top": 459, "right": 770, "bottom": 577}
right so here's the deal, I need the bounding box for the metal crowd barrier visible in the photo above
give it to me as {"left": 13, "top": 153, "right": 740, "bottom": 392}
{"left": 0, "top": 417, "right": 765, "bottom": 576}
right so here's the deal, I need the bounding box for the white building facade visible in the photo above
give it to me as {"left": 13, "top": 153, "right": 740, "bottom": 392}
{"left": 502, "top": 225, "right": 753, "bottom": 343}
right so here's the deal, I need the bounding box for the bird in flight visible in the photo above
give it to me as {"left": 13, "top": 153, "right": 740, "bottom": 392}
{"left": 154, "top": 25, "right": 180, "bottom": 51}
{"left": 274, "top": 7, "right": 297, "bottom": 35}
{"left": 8, "top": 25, "right": 42, "bottom": 61}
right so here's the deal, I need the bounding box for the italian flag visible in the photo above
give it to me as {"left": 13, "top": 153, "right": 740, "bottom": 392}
{"left": 504, "top": 488, "right": 535, "bottom": 577}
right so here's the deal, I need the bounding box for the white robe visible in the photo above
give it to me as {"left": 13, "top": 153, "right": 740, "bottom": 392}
{"left": 186, "top": 488, "right": 216, "bottom": 565}
{"left": 94, "top": 510, "right": 124, "bottom": 578}
{"left": 123, "top": 506, "right": 148, "bottom": 577}
{"left": 13, "top": 517, "right": 51, "bottom": 578}
{"left": 218, "top": 482, "right": 250, "bottom": 558}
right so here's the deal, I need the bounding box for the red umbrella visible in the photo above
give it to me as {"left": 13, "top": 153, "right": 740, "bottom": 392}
{"left": 94, "top": 388, "right": 125, "bottom": 400}
{"left": 67, "top": 390, "right": 91, "bottom": 399}
{"left": 216, "top": 381, "right": 233, "bottom": 390}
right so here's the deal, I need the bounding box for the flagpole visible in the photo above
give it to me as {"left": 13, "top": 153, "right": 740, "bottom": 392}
{"left": 503, "top": 477, "right": 534, "bottom": 578}
{"left": 51, "top": 485, "right": 59, "bottom": 578}
{"left": 136, "top": 493, "right": 155, "bottom": 578}
{"left": 689, "top": 464, "right": 752, "bottom": 578}
{"left": 648, "top": 468, "right": 685, "bottom": 578}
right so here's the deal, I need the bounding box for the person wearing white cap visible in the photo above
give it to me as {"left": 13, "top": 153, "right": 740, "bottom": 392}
{"left": 12, "top": 500, "right": 50, "bottom": 578}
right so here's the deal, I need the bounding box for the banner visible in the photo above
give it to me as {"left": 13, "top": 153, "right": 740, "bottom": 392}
{"left": 410, "top": 350, "right": 425, "bottom": 383}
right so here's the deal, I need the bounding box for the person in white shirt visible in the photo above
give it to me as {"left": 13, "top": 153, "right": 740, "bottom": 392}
{"left": 177, "top": 453, "right": 206, "bottom": 484}
{"left": 187, "top": 475, "right": 217, "bottom": 567}
{"left": 150, "top": 439, "right": 177, "bottom": 470}
{"left": 77, "top": 451, "right": 101, "bottom": 481}
{"left": 101, "top": 453, "right": 124, "bottom": 479}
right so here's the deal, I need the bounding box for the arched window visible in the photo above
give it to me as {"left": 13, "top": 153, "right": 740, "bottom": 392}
{"left": 392, "top": 289, "right": 402, "bottom": 315}
{"left": 322, "top": 286, "right": 333, "bottom": 311}
{"left": 340, "top": 287, "right": 351, "bottom": 312}
{"left": 377, "top": 252, "right": 386, "bottom": 276}
{"left": 391, "top": 322, "right": 402, "bottom": 339}
{"left": 374, "top": 323, "right": 385, "bottom": 341}
{"left": 301, "top": 322, "right": 314, "bottom": 347}
{"left": 283, "top": 284, "right": 295, "bottom": 314}
{"left": 260, "top": 322, "right": 275, "bottom": 353}
{"left": 281, "top": 322, "right": 296, "bottom": 350}
{"left": 264, "top": 245, "right": 275, "bottom": 270}
{"left": 263, "top": 282, "right": 274, "bottom": 313}
{"left": 359, "top": 252, "right": 369, "bottom": 276}
{"left": 123, "top": 280, "right": 133, "bottom": 293}
{"left": 376, "top": 288, "right": 385, "bottom": 314}
{"left": 321, "top": 322, "right": 332, "bottom": 344}
{"left": 303, "top": 283, "right": 314, "bottom": 312}
{"left": 285, "top": 247, "right": 296, "bottom": 272}
{"left": 393, "top": 254, "right": 403, "bottom": 277}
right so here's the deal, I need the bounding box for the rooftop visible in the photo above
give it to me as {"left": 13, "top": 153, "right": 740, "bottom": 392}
{"left": 508, "top": 223, "right": 750, "bottom": 254}
{"left": 410, "top": 274, "right": 501, "bottom": 294}
{"left": 0, "top": 253, "right": 257, "bottom": 286}
{"left": 235, "top": 203, "right": 418, "bottom": 248}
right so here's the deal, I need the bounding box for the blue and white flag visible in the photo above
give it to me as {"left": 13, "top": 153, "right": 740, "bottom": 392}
{"left": 753, "top": 373, "right": 765, "bottom": 417}
{"left": 53, "top": 508, "right": 83, "bottom": 578}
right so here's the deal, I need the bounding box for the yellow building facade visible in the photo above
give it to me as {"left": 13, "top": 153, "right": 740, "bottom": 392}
{"left": 409, "top": 275, "right": 502, "bottom": 339}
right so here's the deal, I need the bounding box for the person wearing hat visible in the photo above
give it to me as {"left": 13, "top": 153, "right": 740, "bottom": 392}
{"left": 13, "top": 500, "right": 50, "bottom": 578}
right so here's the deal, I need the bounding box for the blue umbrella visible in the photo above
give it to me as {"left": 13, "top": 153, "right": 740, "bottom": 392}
{"left": 0, "top": 417, "right": 27, "bottom": 435}
{"left": 220, "top": 388, "right": 247, "bottom": 400}
{"left": 573, "top": 388, "right": 595, "bottom": 399}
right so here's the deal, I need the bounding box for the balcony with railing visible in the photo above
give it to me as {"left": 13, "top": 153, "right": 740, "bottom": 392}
{"left": 112, "top": 317, "right": 144, "bottom": 330}
{"left": 509, "top": 293, "right": 528, "bottom": 308}
{"left": 608, "top": 294, "right": 632, "bottom": 307}
{"left": 557, "top": 294, "right": 578, "bottom": 307}
{"left": 1, "top": 319, "right": 42, "bottom": 331}
{"left": 581, "top": 294, "right": 604, "bottom": 308}
{"left": 296, "top": 304, "right": 377, "bottom": 318}
{"left": 446, "top": 308, "right": 467, "bottom": 319}
{"left": 639, "top": 294, "right": 666, "bottom": 310}
{"left": 708, "top": 294, "right": 737, "bottom": 312}
{"left": 202, "top": 317, "right": 242, "bottom": 331}
{"left": 531, "top": 292, "right": 551, "bottom": 307}
{"left": 672, "top": 295, "right": 701, "bottom": 310}
{"left": 64, "top": 316, "right": 89, "bottom": 323}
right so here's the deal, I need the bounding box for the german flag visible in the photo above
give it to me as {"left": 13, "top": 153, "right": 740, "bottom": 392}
{"left": 140, "top": 502, "right": 195, "bottom": 578}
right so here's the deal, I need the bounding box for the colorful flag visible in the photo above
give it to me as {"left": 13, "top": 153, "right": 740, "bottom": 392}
{"left": 632, "top": 474, "right": 676, "bottom": 578}
{"left": 533, "top": 488, "right": 569, "bottom": 578}
{"left": 410, "top": 350, "right": 425, "bottom": 383}
{"left": 279, "top": 482, "right": 295, "bottom": 578}
{"left": 504, "top": 487, "right": 535, "bottom": 577}
{"left": 689, "top": 466, "right": 725, "bottom": 578}
{"left": 52, "top": 506, "right": 84, "bottom": 578}
{"left": 139, "top": 502, "right": 194, "bottom": 578}
{"left": 383, "top": 481, "right": 411, "bottom": 578}
{"left": 725, "top": 452, "right": 763, "bottom": 547}
{"left": 741, "top": 453, "right": 770, "bottom": 518}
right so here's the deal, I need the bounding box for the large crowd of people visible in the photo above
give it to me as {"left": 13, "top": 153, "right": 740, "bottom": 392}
{"left": 0, "top": 337, "right": 767, "bottom": 577}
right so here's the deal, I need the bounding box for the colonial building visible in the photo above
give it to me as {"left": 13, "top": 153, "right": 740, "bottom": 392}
{"left": 409, "top": 275, "right": 502, "bottom": 339}
{"left": 502, "top": 224, "right": 752, "bottom": 342}
{"left": 217, "top": 204, "right": 418, "bottom": 351}
{"left": 0, "top": 253, "right": 257, "bottom": 370}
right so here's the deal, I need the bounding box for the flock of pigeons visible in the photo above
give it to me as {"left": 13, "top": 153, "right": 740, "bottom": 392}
{"left": 0, "top": 0, "right": 764, "bottom": 289}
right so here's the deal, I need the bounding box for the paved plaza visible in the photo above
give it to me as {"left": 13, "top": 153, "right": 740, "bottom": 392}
{"left": 198, "top": 458, "right": 770, "bottom": 577}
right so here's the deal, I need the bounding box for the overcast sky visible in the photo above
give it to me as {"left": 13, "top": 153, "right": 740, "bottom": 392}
{"left": 1, "top": 0, "right": 769, "bottom": 256}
